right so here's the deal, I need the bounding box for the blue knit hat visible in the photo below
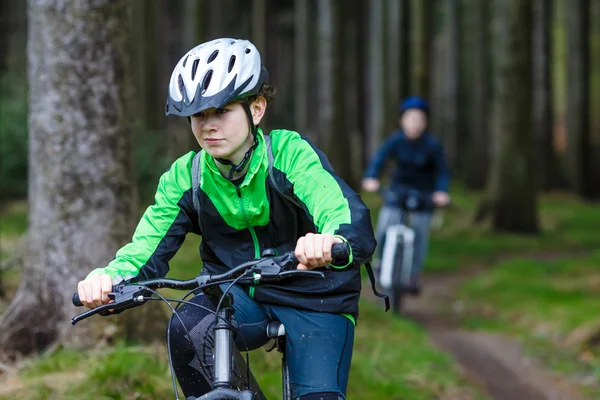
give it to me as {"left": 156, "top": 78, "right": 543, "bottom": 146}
{"left": 399, "top": 96, "right": 429, "bottom": 115}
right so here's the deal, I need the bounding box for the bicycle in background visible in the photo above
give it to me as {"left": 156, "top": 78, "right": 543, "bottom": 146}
{"left": 376, "top": 187, "right": 448, "bottom": 314}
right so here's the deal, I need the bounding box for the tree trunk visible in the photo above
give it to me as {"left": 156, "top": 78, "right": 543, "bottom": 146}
{"left": 365, "top": 0, "right": 385, "bottom": 158}
{"left": 342, "top": 0, "right": 367, "bottom": 189}
{"left": 443, "top": 0, "right": 461, "bottom": 173}
{"left": 566, "top": 0, "right": 593, "bottom": 198}
{"left": 317, "top": 0, "right": 349, "bottom": 185}
{"left": 294, "top": 0, "right": 309, "bottom": 136}
{"left": 384, "top": 0, "right": 407, "bottom": 132}
{"left": 591, "top": 0, "right": 600, "bottom": 194}
{"left": 0, "top": 0, "right": 12, "bottom": 75}
{"left": 0, "top": 0, "right": 137, "bottom": 356}
{"left": 533, "top": 0, "right": 564, "bottom": 190}
{"left": 252, "top": 0, "right": 267, "bottom": 58}
{"left": 409, "top": 0, "right": 431, "bottom": 98}
{"left": 463, "top": 0, "right": 491, "bottom": 189}
{"left": 478, "top": 0, "right": 539, "bottom": 233}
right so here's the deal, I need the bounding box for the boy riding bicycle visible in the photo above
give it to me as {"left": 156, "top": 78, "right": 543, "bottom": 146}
{"left": 362, "top": 96, "right": 450, "bottom": 292}
{"left": 76, "top": 38, "right": 376, "bottom": 400}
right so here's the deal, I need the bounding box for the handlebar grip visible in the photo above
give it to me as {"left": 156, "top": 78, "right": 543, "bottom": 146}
{"left": 331, "top": 242, "right": 350, "bottom": 260}
{"left": 72, "top": 292, "right": 83, "bottom": 307}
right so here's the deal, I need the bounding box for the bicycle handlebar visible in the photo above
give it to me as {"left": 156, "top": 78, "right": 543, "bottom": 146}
{"left": 72, "top": 242, "right": 350, "bottom": 324}
{"left": 378, "top": 186, "right": 450, "bottom": 211}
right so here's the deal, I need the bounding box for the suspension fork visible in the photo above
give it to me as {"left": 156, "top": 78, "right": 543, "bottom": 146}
{"left": 213, "top": 292, "right": 235, "bottom": 388}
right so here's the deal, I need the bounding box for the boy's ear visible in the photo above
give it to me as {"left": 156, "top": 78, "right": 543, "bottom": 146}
{"left": 251, "top": 97, "right": 267, "bottom": 125}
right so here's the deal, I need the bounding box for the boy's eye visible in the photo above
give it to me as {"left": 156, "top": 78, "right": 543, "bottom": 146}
{"left": 193, "top": 112, "right": 204, "bottom": 119}
{"left": 216, "top": 108, "right": 228, "bottom": 115}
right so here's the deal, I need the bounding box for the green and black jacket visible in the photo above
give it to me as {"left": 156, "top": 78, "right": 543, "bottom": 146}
{"left": 88, "top": 129, "right": 376, "bottom": 320}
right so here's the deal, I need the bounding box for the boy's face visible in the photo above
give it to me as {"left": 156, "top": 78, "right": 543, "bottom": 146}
{"left": 190, "top": 98, "right": 265, "bottom": 163}
{"left": 399, "top": 109, "right": 428, "bottom": 140}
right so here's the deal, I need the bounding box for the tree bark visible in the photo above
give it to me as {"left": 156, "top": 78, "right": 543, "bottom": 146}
{"left": 294, "top": 0, "right": 309, "bottom": 136}
{"left": 0, "top": 0, "right": 137, "bottom": 355}
{"left": 533, "top": 0, "right": 564, "bottom": 190}
{"left": 317, "top": 0, "right": 350, "bottom": 186}
{"left": 591, "top": 0, "right": 600, "bottom": 195}
{"left": 566, "top": 0, "right": 593, "bottom": 198}
{"left": 463, "top": 0, "right": 490, "bottom": 189}
{"left": 252, "top": 0, "right": 267, "bottom": 58}
{"left": 443, "top": 0, "right": 461, "bottom": 173}
{"left": 409, "top": 0, "right": 431, "bottom": 98}
{"left": 478, "top": 0, "right": 539, "bottom": 233}
{"left": 365, "top": 0, "right": 385, "bottom": 158}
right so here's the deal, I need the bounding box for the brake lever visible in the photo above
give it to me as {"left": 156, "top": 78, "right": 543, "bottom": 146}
{"left": 71, "top": 284, "right": 150, "bottom": 325}
{"left": 71, "top": 302, "right": 118, "bottom": 325}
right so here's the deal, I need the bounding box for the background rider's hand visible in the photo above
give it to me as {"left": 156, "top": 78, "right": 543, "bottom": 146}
{"left": 432, "top": 191, "right": 450, "bottom": 207}
{"left": 362, "top": 178, "right": 380, "bottom": 193}
{"left": 77, "top": 274, "right": 113, "bottom": 309}
{"left": 295, "top": 233, "right": 344, "bottom": 270}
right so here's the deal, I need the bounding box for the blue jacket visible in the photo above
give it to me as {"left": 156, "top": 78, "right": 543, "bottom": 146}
{"left": 364, "top": 130, "right": 450, "bottom": 194}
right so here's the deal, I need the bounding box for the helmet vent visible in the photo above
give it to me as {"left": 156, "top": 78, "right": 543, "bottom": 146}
{"left": 201, "top": 70, "right": 213, "bottom": 93}
{"left": 177, "top": 74, "right": 185, "bottom": 96}
{"left": 207, "top": 50, "right": 219, "bottom": 64}
{"left": 182, "top": 54, "right": 189, "bottom": 68}
{"left": 245, "top": 48, "right": 251, "bottom": 54}
{"left": 191, "top": 59, "right": 200, "bottom": 80}
{"left": 228, "top": 55, "right": 236, "bottom": 72}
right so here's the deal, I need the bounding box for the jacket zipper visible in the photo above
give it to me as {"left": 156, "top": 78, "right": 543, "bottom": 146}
{"left": 236, "top": 185, "right": 260, "bottom": 259}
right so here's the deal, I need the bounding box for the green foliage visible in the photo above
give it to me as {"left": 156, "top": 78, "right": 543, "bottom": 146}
{"left": 0, "top": 70, "right": 28, "bottom": 200}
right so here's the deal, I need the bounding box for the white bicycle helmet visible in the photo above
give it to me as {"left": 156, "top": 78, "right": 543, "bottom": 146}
{"left": 165, "top": 38, "right": 268, "bottom": 117}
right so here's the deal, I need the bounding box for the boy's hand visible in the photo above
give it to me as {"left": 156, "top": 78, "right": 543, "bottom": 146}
{"left": 295, "top": 233, "right": 344, "bottom": 270}
{"left": 432, "top": 191, "right": 450, "bottom": 207}
{"left": 362, "top": 178, "right": 380, "bottom": 193}
{"left": 77, "top": 274, "right": 113, "bottom": 309}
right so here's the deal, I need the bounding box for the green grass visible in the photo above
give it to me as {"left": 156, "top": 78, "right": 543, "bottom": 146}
{"left": 456, "top": 254, "right": 600, "bottom": 397}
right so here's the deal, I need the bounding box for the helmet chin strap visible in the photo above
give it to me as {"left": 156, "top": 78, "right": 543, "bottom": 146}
{"left": 215, "top": 102, "right": 258, "bottom": 180}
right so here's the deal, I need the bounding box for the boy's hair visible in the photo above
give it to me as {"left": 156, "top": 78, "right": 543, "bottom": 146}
{"left": 240, "top": 83, "right": 277, "bottom": 105}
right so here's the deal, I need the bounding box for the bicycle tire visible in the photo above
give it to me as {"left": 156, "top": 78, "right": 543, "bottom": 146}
{"left": 393, "top": 288, "right": 406, "bottom": 314}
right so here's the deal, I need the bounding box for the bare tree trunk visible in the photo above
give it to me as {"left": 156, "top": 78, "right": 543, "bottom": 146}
{"left": 343, "top": 0, "right": 367, "bottom": 188}
{"left": 409, "top": 0, "right": 431, "bottom": 98}
{"left": 183, "top": 0, "right": 204, "bottom": 50}
{"left": 566, "top": 0, "right": 594, "bottom": 198}
{"left": 443, "top": 0, "right": 461, "bottom": 173}
{"left": 264, "top": 3, "right": 293, "bottom": 132}
{"left": 365, "top": 0, "right": 385, "bottom": 158}
{"left": 0, "top": 0, "right": 137, "bottom": 356}
{"left": 317, "top": 0, "right": 348, "bottom": 185}
{"left": 463, "top": 0, "right": 490, "bottom": 189}
{"left": 0, "top": 0, "right": 12, "bottom": 75}
{"left": 252, "top": 0, "right": 267, "bottom": 57}
{"left": 321, "top": 0, "right": 356, "bottom": 188}
{"left": 591, "top": 0, "right": 600, "bottom": 194}
{"left": 384, "top": 0, "right": 410, "bottom": 132}
{"left": 385, "top": 0, "right": 399, "bottom": 131}
{"left": 533, "top": 0, "right": 564, "bottom": 190}
{"left": 478, "top": 0, "right": 539, "bottom": 233}
{"left": 294, "top": 0, "right": 309, "bottom": 135}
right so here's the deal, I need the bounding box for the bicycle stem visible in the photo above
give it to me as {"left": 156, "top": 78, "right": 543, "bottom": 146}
{"left": 213, "top": 293, "right": 234, "bottom": 388}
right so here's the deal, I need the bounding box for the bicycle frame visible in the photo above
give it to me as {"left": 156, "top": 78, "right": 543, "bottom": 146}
{"left": 379, "top": 223, "right": 415, "bottom": 291}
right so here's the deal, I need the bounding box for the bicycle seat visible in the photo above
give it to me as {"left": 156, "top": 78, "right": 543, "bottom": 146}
{"left": 266, "top": 321, "right": 286, "bottom": 338}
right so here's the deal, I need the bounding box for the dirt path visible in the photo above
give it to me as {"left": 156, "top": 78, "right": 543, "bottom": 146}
{"left": 367, "top": 268, "right": 587, "bottom": 400}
